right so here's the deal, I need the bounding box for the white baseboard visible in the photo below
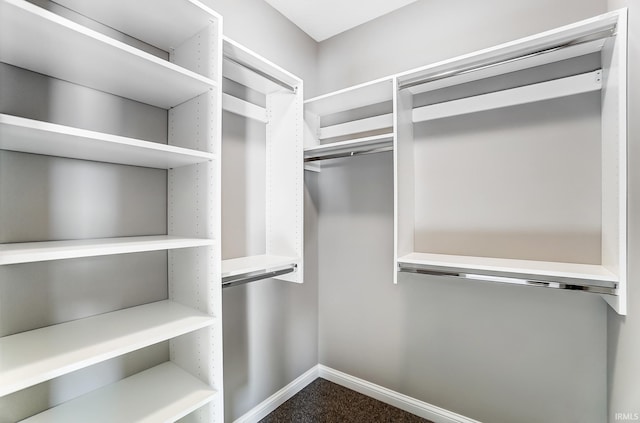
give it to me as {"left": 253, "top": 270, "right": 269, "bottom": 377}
{"left": 318, "top": 365, "right": 482, "bottom": 423}
{"left": 232, "top": 366, "right": 319, "bottom": 423}
{"left": 233, "top": 364, "right": 481, "bottom": 423}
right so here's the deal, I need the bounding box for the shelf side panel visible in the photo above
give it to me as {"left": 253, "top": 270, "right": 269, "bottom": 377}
{"left": 394, "top": 83, "right": 415, "bottom": 284}
{"left": 266, "top": 88, "right": 304, "bottom": 283}
{"left": 601, "top": 11, "right": 628, "bottom": 314}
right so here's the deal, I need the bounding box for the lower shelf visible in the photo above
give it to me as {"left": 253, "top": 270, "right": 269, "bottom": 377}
{"left": 222, "top": 254, "right": 299, "bottom": 287}
{"left": 397, "top": 252, "right": 618, "bottom": 294}
{"left": 22, "top": 362, "right": 216, "bottom": 423}
{"left": 0, "top": 300, "right": 214, "bottom": 397}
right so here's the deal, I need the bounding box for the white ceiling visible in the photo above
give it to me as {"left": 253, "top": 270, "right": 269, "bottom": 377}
{"left": 264, "top": 0, "right": 419, "bottom": 42}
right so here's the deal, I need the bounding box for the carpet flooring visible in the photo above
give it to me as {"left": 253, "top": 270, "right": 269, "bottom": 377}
{"left": 259, "top": 378, "right": 433, "bottom": 423}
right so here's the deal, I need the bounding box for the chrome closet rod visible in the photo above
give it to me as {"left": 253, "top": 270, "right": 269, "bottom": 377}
{"left": 222, "top": 264, "right": 297, "bottom": 289}
{"left": 304, "top": 145, "right": 393, "bottom": 162}
{"left": 224, "top": 55, "right": 297, "bottom": 93}
{"left": 398, "top": 264, "right": 617, "bottom": 295}
{"left": 397, "top": 29, "right": 615, "bottom": 91}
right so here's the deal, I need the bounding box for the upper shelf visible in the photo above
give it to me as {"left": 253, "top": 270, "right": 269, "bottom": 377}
{"left": 304, "top": 133, "right": 394, "bottom": 162}
{"left": 0, "top": 300, "right": 214, "bottom": 397}
{"left": 0, "top": 236, "right": 215, "bottom": 265}
{"left": 23, "top": 362, "right": 216, "bottom": 423}
{"left": 222, "top": 254, "right": 299, "bottom": 279}
{"left": 223, "top": 36, "right": 301, "bottom": 94}
{"left": 0, "top": 0, "right": 216, "bottom": 109}
{"left": 305, "top": 77, "right": 394, "bottom": 116}
{"left": 50, "top": 0, "right": 220, "bottom": 52}
{"left": 396, "top": 9, "right": 619, "bottom": 93}
{"left": 0, "top": 114, "right": 215, "bottom": 169}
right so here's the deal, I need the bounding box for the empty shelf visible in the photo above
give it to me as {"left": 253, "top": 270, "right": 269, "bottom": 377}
{"left": 412, "top": 70, "right": 602, "bottom": 122}
{"left": 0, "top": 0, "right": 216, "bottom": 109}
{"left": 23, "top": 362, "right": 216, "bottom": 423}
{"left": 305, "top": 77, "right": 394, "bottom": 116}
{"left": 222, "top": 255, "right": 298, "bottom": 287}
{"left": 304, "top": 133, "right": 394, "bottom": 162}
{"left": 0, "top": 114, "right": 214, "bottom": 169}
{"left": 223, "top": 37, "right": 300, "bottom": 94}
{"left": 51, "top": 0, "right": 219, "bottom": 52}
{"left": 0, "top": 236, "right": 215, "bottom": 265}
{"left": 398, "top": 252, "right": 618, "bottom": 289}
{"left": 319, "top": 113, "right": 394, "bottom": 140}
{"left": 222, "top": 93, "right": 268, "bottom": 123}
{"left": 0, "top": 300, "right": 214, "bottom": 397}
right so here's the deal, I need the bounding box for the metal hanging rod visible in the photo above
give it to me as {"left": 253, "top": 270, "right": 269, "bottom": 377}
{"left": 304, "top": 145, "right": 393, "bottom": 163}
{"left": 222, "top": 264, "right": 297, "bottom": 289}
{"left": 223, "top": 55, "right": 297, "bottom": 93}
{"left": 398, "top": 28, "right": 616, "bottom": 91}
{"left": 398, "top": 263, "right": 617, "bottom": 296}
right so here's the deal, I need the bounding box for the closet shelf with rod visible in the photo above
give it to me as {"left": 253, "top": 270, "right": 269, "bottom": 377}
{"left": 304, "top": 77, "right": 395, "bottom": 171}
{"left": 394, "top": 9, "right": 627, "bottom": 314}
{"left": 221, "top": 37, "right": 304, "bottom": 285}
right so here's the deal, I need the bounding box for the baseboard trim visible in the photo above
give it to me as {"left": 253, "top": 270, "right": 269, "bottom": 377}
{"left": 232, "top": 366, "right": 319, "bottom": 423}
{"left": 233, "top": 364, "right": 481, "bottom": 423}
{"left": 317, "top": 365, "right": 482, "bottom": 423}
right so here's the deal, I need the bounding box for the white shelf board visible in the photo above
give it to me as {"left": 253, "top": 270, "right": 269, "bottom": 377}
{"left": 23, "top": 362, "right": 215, "bottom": 423}
{"left": 0, "top": 0, "right": 216, "bottom": 109}
{"left": 396, "top": 9, "right": 619, "bottom": 90}
{"left": 319, "top": 113, "right": 394, "bottom": 140}
{"left": 305, "top": 77, "right": 394, "bottom": 116}
{"left": 222, "top": 254, "right": 299, "bottom": 278}
{"left": 0, "top": 300, "right": 214, "bottom": 397}
{"left": 412, "top": 70, "right": 602, "bottom": 122}
{"left": 51, "top": 0, "right": 220, "bottom": 52}
{"left": 223, "top": 37, "right": 301, "bottom": 94}
{"left": 222, "top": 93, "right": 268, "bottom": 123}
{"left": 304, "top": 133, "right": 394, "bottom": 156}
{"left": 0, "top": 114, "right": 214, "bottom": 169}
{"left": 398, "top": 252, "right": 618, "bottom": 285}
{"left": 0, "top": 236, "right": 215, "bottom": 266}
{"left": 406, "top": 38, "right": 606, "bottom": 95}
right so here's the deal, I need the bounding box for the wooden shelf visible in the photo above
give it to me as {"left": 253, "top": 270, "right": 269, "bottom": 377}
{"left": 0, "top": 236, "right": 215, "bottom": 266}
{"left": 0, "top": 114, "right": 214, "bottom": 169}
{"left": 51, "top": 0, "right": 219, "bottom": 52}
{"left": 222, "top": 254, "right": 299, "bottom": 279}
{"left": 398, "top": 252, "right": 618, "bottom": 286}
{"left": 0, "top": 300, "right": 214, "bottom": 397}
{"left": 22, "top": 362, "right": 216, "bottom": 423}
{"left": 305, "top": 77, "right": 394, "bottom": 116}
{"left": 0, "top": 0, "right": 216, "bottom": 109}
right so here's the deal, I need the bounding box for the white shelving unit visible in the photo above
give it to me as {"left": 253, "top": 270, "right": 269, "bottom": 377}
{"left": 0, "top": 0, "right": 224, "bottom": 421}
{"left": 394, "top": 10, "right": 628, "bottom": 313}
{"left": 303, "top": 77, "right": 395, "bottom": 170}
{"left": 221, "top": 37, "right": 304, "bottom": 285}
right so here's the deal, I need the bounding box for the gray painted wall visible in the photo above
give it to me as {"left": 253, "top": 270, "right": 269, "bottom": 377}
{"left": 315, "top": 1, "right": 613, "bottom": 422}
{"left": 201, "top": 1, "right": 320, "bottom": 421}
{"left": 607, "top": 1, "right": 640, "bottom": 422}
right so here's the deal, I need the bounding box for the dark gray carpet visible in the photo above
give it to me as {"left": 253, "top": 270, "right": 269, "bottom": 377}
{"left": 259, "top": 378, "right": 433, "bottom": 423}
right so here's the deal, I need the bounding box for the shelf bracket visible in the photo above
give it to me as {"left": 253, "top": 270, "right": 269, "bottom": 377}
{"left": 397, "top": 263, "right": 617, "bottom": 295}
{"left": 222, "top": 264, "right": 297, "bottom": 289}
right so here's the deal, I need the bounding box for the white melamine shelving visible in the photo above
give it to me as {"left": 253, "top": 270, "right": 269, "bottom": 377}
{"left": 1, "top": 0, "right": 223, "bottom": 420}
{"left": 0, "top": 300, "right": 214, "bottom": 397}
{"left": 0, "top": 236, "right": 215, "bottom": 265}
{"left": 22, "top": 362, "right": 217, "bottom": 423}
{"left": 304, "top": 77, "right": 395, "bottom": 171}
{"left": 0, "top": 114, "right": 214, "bottom": 169}
{"left": 221, "top": 37, "right": 304, "bottom": 285}
{"left": 222, "top": 254, "right": 299, "bottom": 279}
{"left": 393, "top": 9, "right": 628, "bottom": 313}
{"left": 0, "top": 0, "right": 216, "bottom": 109}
